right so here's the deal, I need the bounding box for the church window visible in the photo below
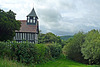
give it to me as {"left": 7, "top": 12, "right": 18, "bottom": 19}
{"left": 30, "top": 19, "right": 33, "bottom": 23}
{"left": 33, "top": 19, "right": 35, "bottom": 23}
{"left": 33, "top": 17, "right": 35, "bottom": 19}
{"left": 28, "top": 19, "right": 29, "bottom": 23}
{"left": 33, "top": 17, "right": 35, "bottom": 23}
{"left": 27, "top": 17, "right": 30, "bottom": 23}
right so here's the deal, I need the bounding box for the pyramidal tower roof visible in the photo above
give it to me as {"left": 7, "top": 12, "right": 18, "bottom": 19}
{"left": 27, "top": 8, "right": 37, "bottom": 17}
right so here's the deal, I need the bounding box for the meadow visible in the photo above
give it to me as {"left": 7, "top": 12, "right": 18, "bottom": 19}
{"left": 0, "top": 56, "right": 99, "bottom": 67}
{"left": 36, "top": 56, "right": 100, "bottom": 67}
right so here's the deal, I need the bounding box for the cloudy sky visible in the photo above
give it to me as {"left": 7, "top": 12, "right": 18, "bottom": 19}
{"left": 0, "top": 0, "right": 100, "bottom": 36}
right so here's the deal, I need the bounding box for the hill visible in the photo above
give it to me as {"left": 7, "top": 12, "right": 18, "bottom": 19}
{"left": 60, "top": 35, "right": 73, "bottom": 40}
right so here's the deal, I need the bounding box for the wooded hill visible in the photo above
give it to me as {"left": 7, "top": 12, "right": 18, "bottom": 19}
{"left": 60, "top": 35, "right": 73, "bottom": 40}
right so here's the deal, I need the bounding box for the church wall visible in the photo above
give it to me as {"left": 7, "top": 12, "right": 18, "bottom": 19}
{"left": 14, "top": 32, "right": 37, "bottom": 43}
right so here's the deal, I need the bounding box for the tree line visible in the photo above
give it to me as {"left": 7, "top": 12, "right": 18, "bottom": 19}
{"left": 63, "top": 29, "right": 100, "bottom": 64}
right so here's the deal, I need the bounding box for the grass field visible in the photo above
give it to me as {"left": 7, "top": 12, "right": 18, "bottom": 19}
{"left": 36, "top": 56, "right": 100, "bottom": 67}
{"left": 0, "top": 56, "right": 99, "bottom": 67}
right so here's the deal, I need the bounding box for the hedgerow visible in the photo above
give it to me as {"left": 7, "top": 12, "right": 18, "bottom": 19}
{"left": 0, "top": 41, "right": 61, "bottom": 64}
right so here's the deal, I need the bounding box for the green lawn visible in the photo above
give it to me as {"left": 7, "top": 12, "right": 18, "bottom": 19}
{"left": 36, "top": 56, "right": 100, "bottom": 67}
{"left": 0, "top": 56, "right": 99, "bottom": 67}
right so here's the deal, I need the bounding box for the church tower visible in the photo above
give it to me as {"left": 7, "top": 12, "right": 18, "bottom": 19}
{"left": 27, "top": 8, "right": 38, "bottom": 25}
{"left": 14, "top": 7, "right": 39, "bottom": 43}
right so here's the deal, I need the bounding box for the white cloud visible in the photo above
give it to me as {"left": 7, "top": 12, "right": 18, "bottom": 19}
{"left": 0, "top": 0, "right": 100, "bottom": 35}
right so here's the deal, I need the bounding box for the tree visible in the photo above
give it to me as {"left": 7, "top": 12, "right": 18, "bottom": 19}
{"left": 0, "top": 9, "right": 21, "bottom": 41}
{"left": 63, "top": 32, "right": 87, "bottom": 63}
{"left": 38, "top": 32, "right": 61, "bottom": 44}
{"left": 81, "top": 29, "right": 100, "bottom": 64}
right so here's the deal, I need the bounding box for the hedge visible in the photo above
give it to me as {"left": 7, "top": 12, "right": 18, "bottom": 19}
{"left": 0, "top": 41, "right": 62, "bottom": 64}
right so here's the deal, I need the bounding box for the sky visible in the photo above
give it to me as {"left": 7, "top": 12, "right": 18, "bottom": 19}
{"left": 0, "top": 0, "right": 100, "bottom": 36}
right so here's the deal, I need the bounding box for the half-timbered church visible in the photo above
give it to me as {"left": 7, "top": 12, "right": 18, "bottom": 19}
{"left": 14, "top": 7, "right": 39, "bottom": 43}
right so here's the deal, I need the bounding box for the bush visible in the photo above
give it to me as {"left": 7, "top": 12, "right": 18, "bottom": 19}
{"left": 34, "top": 44, "right": 51, "bottom": 63}
{"left": 0, "top": 41, "right": 45, "bottom": 64}
{"left": 38, "top": 32, "right": 61, "bottom": 44}
{"left": 81, "top": 29, "right": 100, "bottom": 64}
{"left": 63, "top": 30, "right": 100, "bottom": 65}
{"left": 0, "top": 41, "right": 62, "bottom": 64}
{"left": 0, "top": 41, "right": 11, "bottom": 58}
{"left": 46, "top": 43, "right": 62, "bottom": 58}
{"left": 15, "top": 42, "right": 36, "bottom": 64}
{"left": 62, "top": 32, "right": 88, "bottom": 64}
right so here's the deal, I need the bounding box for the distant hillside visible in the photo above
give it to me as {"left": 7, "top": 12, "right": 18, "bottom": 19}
{"left": 60, "top": 35, "right": 73, "bottom": 40}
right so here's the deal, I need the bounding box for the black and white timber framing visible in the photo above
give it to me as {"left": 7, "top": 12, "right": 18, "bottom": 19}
{"left": 14, "top": 7, "right": 39, "bottom": 43}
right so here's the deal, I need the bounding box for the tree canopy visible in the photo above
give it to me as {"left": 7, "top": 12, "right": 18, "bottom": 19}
{"left": 62, "top": 32, "right": 87, "bottom": 63}
{"left": 81, "top": 29, "right": 100, "bottom": 64}
{"left": 38, "top": 32, "right": 61, "bottom": 44}
{"left": 0, "top": 9, "right": 21, "bottom": 41}
{"left": 63, "top": 29, "right": 100, "bottom": 64}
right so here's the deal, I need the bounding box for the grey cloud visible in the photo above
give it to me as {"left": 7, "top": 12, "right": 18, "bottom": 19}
{"left": 37, "top": 8, "right": 62, "bottom": 22}
{"left": 1, "top": 0, "right": 100, "bottom": 35}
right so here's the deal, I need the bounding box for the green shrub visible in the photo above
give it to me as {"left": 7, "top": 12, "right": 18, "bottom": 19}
{"left": 81, "top": 29, "right": 100, "bottom": 64}
{"left": 0, "top": 41, "right": 11, "bottom": 58}
{"left": 46, "top": 43, "right": 62, "bottom": 58}
{"left": 38, "top": 32, "right": 61, "bottom": 44}
{"left": 0, "top": 41, "right": 56, "bottom": 64}
{"left": 0, "top": 41, "right": 62, "bottom": 64}
{"left": 63, "top": 30, "right": 100, "bottom": 65}
{"left": 15, "top": 42, "right": 36, "bottom": 64}
{"left": 62, "top": 32, "right": 88, "bottom": 64}
{"left": 0, "top": 41, "right": 37, "bottom": 64}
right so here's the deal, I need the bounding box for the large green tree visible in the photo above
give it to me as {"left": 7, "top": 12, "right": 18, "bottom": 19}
{"left": 38, "top": 32, "right": 61, "bottom": 44}
{"left": 62, "top": 32, "right": 88, "bottom": 63}
{"left": 81, "top": 29, "right": 100, "bottom": 64}
{"left": 0, "top": 9, "right": 21, "bottom": 41}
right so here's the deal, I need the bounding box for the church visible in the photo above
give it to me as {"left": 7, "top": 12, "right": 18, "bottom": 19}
{"left": 14, "top": 8, "right": 39, "bottom": 43}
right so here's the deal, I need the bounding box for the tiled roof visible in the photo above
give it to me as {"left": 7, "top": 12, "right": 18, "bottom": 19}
{"left": 15, "top": 20, "right": 38, "bottom": 33}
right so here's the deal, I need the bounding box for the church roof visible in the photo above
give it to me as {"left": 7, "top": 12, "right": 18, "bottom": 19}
{"left": 27, "top": 8, "right": 37, "bottom": 17}
{"left": 15, "top": 20, "right": 38, "bottom": 33}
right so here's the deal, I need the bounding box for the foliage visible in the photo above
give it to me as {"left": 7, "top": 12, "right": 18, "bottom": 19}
{"left": 63, "top": 29, "right": 100, "bottom": 64}
{"left": 0, "top": 41, "right": 11, "bottom": 58}
{"left": 36, "top": 55, "right": 100, "bottom": 67}
{"left": 60, "top": 40, "right": 67, "bottom": 47}
{"left": 34, "top": 44, "right": 51, "bottom": 63}
{"left": 0, "top": 9, "right": 21, "bottom": 41}
{"left": 0, "top": 41, "right": 37, "bottom": 64}
{"left": 46, "top": 43, "right": 62, "bottom": 58}
{"left": 60, "top": 35, "right": 73, "bottom": 40}
{"left": 0, "top": 41, "right": 62, "bottom": 64}
{"left": 62, "top": 32, "right": 87, "bottom": 63}
{"left": 0, "top": 58, "right": 29, "bottom": 67}
{"left": 0, "top": 56, "right": 99, "bottom": 67}
{"left": 81, "top": 29, "right": 100, "bottom": 64}
{"left": 38, "top": 32, "right": 61, "bottom": 44}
